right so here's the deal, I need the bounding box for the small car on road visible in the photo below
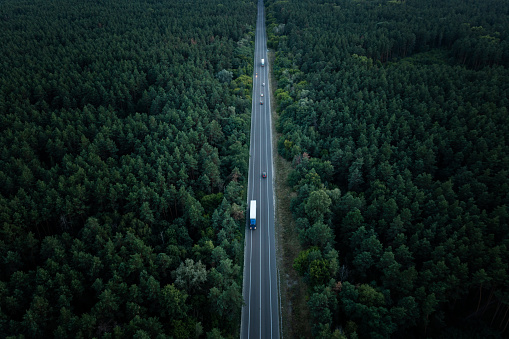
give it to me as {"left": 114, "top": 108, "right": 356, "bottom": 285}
{"left": 262, "top": 171, "right": 267, "bottom": 178}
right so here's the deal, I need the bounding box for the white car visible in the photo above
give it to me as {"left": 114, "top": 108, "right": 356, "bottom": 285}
{"left": 262, "top": 82, "right": 265, "bottom": 86}
{"left": 261, "top": 93, "right": 264, "bottom": 97}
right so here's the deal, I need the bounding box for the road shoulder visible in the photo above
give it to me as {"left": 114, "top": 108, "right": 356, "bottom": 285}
{"left": 269, "top": 50, "right": 313, "bottom": 339}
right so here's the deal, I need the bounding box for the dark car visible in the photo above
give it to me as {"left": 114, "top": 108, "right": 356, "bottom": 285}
{"left": 260, "top": 101, "right": 263, "bottom": 105}
{"left": 262, "top": 171, "right": 267, "bottom": 178}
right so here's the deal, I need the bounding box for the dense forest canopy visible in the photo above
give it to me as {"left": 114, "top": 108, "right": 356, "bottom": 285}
{"left": 267, "top": 0, "right": 509, "bottom": 337}
{"left": 0, "top": 0, "right": 256, "bottom": 337}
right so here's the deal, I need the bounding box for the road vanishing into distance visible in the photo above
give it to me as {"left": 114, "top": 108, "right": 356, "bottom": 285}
{"left": 240, "top": 0, "right": 280, "bottom": 338}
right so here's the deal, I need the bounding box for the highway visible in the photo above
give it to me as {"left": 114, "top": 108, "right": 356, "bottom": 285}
{"left": 240, "top": 0, "right": 280, "bottom": 338}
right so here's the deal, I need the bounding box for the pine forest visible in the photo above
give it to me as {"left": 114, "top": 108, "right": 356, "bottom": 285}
{"left": 267, "top": 0, "right": 509, "bottom": 337}
{"left": 1, "top": 0, "right": 509, "bottom": 338}
{"left": 0, "top": 0, "right": 255, "bottom": 337}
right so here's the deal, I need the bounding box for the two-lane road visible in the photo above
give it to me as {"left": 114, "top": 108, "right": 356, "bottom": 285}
{"left": 241, "top": 0, "right": 279, "bottom": 338}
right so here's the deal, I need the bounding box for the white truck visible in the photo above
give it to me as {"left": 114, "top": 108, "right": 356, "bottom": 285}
{"left": 250, "top": 200, "right": 256, "bottom": 230}
{"left": 261, "top": 58, "right": 265, "bottom": 67}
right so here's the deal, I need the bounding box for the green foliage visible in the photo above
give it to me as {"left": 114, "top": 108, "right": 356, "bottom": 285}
{"left": 308, "top": 285, "right": 337, "bottom": 336}
{"left": 340, "top": 282, "right": 395, "bottom": 338}
{"left": 293, "top": 247, "right": 317, "bottom": 277}
{"left": 216, "top": 70, "right": 234, "bottom": 84}
{"left": 293, "top": 247, "right": 330, "bottom": 288}
{"left": 0, "top": 0, "right": 254, "bottom": 336}
{"left": 305, "top": 189, "right": 332, "bottom": 223}
{"left": 201, "top": 193, "right": 225, "bottom": 216}
{"left": 174, "top": 259, "right": 207, "bottom": 293}
{"left": 269, "top": 0, "right": 509, "bottom": 336}
{"left": 161, "top": 284, "right": 189, "bottom": 319}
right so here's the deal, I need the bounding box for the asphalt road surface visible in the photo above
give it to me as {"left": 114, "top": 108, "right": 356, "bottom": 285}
{"left": 240, "top": 0, "right": 280, "bottom": 338}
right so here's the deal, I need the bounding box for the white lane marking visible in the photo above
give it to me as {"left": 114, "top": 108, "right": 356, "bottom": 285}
{"left": 255, "top": 9, "right": 262, "bottom": 339}
{"left": 244, "top": 2, "right": 282, "bottom": 337}
{"left": 259, "top": 39, "right": 263, "bottom": 339}
{"left": 264, "top": 9, "right": 280, "bottom": 337}
{"left": 244, "top": 7, "right": 261, "bottom": 338}
{"left": 265, "top": 69, "right": 274, "bottom": 339}
{"left": 260, "top": 3, "right": 278, "bottom": 337}
{"left": 259, "top": 23, "right": 274, "bottom": 339}
{"left": 248, "top": 230, "right": 252, "bottom": 338}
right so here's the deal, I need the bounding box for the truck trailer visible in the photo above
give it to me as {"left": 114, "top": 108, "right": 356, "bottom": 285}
{"left": 250, "top": 200, "right": 256, "bottom": 230}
